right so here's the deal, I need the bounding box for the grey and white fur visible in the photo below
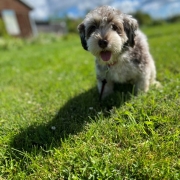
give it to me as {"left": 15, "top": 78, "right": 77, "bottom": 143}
{"left": 78, "top": 6, "right": 159, "bottom": 99}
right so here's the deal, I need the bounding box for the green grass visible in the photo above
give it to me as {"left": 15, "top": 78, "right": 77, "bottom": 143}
{"left": 0, "top": 23, "right": 180, "bottom": 179}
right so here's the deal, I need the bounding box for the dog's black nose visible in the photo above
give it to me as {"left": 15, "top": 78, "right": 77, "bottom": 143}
{"left": 98, "top": 39, "right": 108, "bottom": 49}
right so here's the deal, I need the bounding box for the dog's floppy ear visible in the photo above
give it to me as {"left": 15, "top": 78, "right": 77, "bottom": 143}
{"left": 123, "top": 14, "right": 138, "bottom": 47}
{"left": 77, "top": 23, "right": 88, "bottom": 51}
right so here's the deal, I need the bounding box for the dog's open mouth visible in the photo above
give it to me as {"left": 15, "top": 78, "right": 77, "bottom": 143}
{"left": 100, "top": 51, "right": 111, "bottom": 61}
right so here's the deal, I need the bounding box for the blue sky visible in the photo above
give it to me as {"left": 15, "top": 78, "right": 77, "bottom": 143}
{"left": 23, "top": 0, "right": 180, "bottom": 20}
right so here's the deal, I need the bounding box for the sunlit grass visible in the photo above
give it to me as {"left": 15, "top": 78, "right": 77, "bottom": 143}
{"left": 0, "top": 24, "right": 180, "bottom": 179}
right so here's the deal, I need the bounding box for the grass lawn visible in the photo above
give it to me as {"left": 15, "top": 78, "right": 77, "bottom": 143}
{"left": 0, "top": 23, "right": 180, "bottom": 179}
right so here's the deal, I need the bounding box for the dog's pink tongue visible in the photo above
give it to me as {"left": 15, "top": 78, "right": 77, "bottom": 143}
{"left": 100, "top": 51, "right": 111, "bottom": 61}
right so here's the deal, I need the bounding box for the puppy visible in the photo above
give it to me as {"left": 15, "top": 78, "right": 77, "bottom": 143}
{"left": 78, "top": 6, "right": 159, "bottom": 99}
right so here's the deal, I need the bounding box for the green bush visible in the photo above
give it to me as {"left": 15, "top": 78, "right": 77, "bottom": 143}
{"left": 133, "top": 11, "right": 153, "bottom": 26}
{"left": 151, "top": 19, "right": 167, "bottom": 26}
{"left": 65, "top": 17, "right": 82, "bottom": 33}
{"left": 0, "top": 19, "right": 8, "bottom": 37}
{"left": 0, "top": 38, "right": 24, "bottom": 50}
{"left": 167, "top": 15, "right": 180, "bottom": 23}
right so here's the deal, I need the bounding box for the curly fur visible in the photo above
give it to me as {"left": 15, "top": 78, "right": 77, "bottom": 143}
{"left": 78, "top": 6, "right": 160, "bottom": 98}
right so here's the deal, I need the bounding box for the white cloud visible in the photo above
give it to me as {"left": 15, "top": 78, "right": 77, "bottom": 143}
{"left": 77, "top": 0, "right": 113, "bottom": 11}
{"left": 24, "top": 0, "right": 114, "bottom": 19}
{"left": 23, "top": 0, "right": 180, "bottom": 20}
{"left": 23, "top": 0, "right": 49, "bottom": 19}
{"left": 142, "top": 2, "right": 161, "bottom": 11}
{"left": 112, "top": 0, "right": 139, "bottom": 13}
{"left": 141, "top": 0, "right": 180, "bottom": 18}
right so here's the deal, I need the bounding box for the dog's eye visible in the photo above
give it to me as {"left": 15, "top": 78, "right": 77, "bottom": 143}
{"left": 111, "top": 24, "right": 122, "bottom": 35}
{"left": 87, "top": 25, "right": 96, "bottom": 37}
{"left": 111, "top": 24, "right": 118, "bottom": 31}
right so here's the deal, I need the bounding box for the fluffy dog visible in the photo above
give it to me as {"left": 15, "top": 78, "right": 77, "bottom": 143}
{"left": 78, "top": 6, "right": 159, "bottom": 99}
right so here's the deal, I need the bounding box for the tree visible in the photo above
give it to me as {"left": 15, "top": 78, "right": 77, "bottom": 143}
{"left": 133, "top": 11, "right": 153, "bottom": 26}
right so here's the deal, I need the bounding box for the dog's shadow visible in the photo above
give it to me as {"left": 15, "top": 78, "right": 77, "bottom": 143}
{"left": 11, "top": 84, "right": 133, "bottom": 154}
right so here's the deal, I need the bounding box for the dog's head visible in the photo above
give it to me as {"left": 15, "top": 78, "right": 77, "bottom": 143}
{"left": 77, "top": 6, "right": 138, "bottom": 65}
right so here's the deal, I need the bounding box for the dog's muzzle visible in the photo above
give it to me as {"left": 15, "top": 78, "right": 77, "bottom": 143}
{"left": 98, "top": 39, "right": 108, "bottom": 49}
{"left": 100, "top": 51, "right": 111, "bottom": 61}
{"left": 98, "top": 39, "right": 112, "bottom": 61}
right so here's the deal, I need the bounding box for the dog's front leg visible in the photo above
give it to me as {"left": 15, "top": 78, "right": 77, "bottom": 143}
{"left": 134, "top": 78, "right": 150, "bottom": 95}
{"left": 97, "top": 79, "right": 114, "bottom": 100}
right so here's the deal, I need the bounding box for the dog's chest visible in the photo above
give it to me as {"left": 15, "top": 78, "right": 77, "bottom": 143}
{"left": 96, "top": 59, "right": 139, "bottom": 83}
{"left": 108, "top": 62, "right": 135, "bottom": 82}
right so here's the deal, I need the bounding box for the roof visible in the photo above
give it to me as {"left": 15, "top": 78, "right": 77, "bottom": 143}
{"left": 16, "top": 0, "right": 33, "bottom": 10}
